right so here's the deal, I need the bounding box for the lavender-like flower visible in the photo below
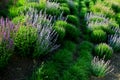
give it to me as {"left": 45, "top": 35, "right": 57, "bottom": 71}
{"left": 108, "top": 27, "right": 120, "bottom": 51}
{"left": 91, "top": 56, "right": 114, "bottom": 77}
{"left": 0, "top": 17, "right": 19, "bottom": 50}
{"left": 22, "top": 8, "right": 60, "bottom": 57}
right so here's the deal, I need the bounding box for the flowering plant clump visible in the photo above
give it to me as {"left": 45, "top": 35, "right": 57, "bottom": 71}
{"left": 0, "top": 17, "right": 19, "bottom": 68}
{"left": 15, "top": 8, "right": 60, "bottom": 58}
{"left": 108, "top": 27, "right": 120, "bottom": 52}
{"left": 91, "top": 56, "right": 114, "bottom": 77}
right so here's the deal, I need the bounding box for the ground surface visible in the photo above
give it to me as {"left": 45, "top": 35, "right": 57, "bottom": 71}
{"left": 0, "top": 55, "right": 40, "bottom": 80}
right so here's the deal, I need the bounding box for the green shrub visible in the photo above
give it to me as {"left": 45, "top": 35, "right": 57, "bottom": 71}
{"left": 78, "top": 41, "right": 94, "bottom": 52}
{"left": 53, "top": 26, "right": 66, "bottom": 42}
{"left": 94, "top": 43, "right": 113, "bottom": 59}
{"left": 90, "top": 2, "right": 114, "bottom": 18}
{"left": 60, "top": 3, "right": 69, "bottom": 7}
{"left": 67, "top": 0, "right": 78, "bottom": 16}
{"left": 62, "top": 40, "right": 76, "bottom": 52}
{"left": 55, "top": 20, "right": 80, "bottom": 41}
{"left": 9, "top": 6, "right": 19, "bottom": 18}
{"left": 15, "top": 0, "right": 27, "bottom": 7}
{"left": 30, "top": 62, "right": 60, "bottom": 80}
{"left": 116, "top": 13, "right": 120, "bottom": 25}
{"left": 52, "top": 49, "right": 73, "bottom": 70}
{"left": 60, "top": 6, "right": 70, "bottom": 16}
{"left": 0, "top": 43, "right": 12, "bottom": 69}
{"left": 14, "top": 26, "right": 37, "bottom": 56}
{"left": 12, "top": 16, "right": 26, "bottom": 24}
{"left": 80, "top": 1, "right": 86, "bottom": 8}
{"left": 80, "top": 7, "right": 87, "bottom": 17}
{"left": 62, "top": 56, "right": 92, "bottom": 80}
{"left": 91, "top": 29, "right": 107, "bottom": 43}
{"left": 65, "top": 23, "right": 80, "bottom": 41}
{"left": 46, "top": 7, "right": 61, "bottom": 16}
{"left": 67, "top": 15, "right": 79, "bottom": 27}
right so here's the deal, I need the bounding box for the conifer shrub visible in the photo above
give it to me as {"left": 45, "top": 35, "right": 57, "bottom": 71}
{"left": 80, "top": 7, "right": 87, "bottom": 17}
{"left": 14, "top": 26, "right": 37, "bottom": 56}
{"left": 53, "top": 26, "right": 65, "bottom": 42}
{"left": 67, "top": 15, "right": 79, "bottom": 27}
{"left": 60, "top": 6, "right": 70, "bottom": 16}
{"left": 67, "top": 0, "right": 78, "bottom": 16}
{"left": 78, "top": 41, "right": 94, "bottom": 52}
{"left": 91, "top": 29, "right": 107, "bottom": 43}
{"left": 94, "top": 43, "right": 113, "bottom": 60}
{"left": 55, "top": 20, "right": 80, "bottom": 41}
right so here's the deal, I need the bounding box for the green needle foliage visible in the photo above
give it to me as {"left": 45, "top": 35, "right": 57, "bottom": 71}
{"left": 94, "top": 43, "right": 113, "bottom": 60}
{"left": 91, "top": 29, "right": 107, "bottom": 43}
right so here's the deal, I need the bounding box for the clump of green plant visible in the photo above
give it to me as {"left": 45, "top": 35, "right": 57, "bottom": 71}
{"left": 80, "top": 7, "right": 87, "bottom": 17}
{"left": 62, "top": 40, "right": 76, "bottom": 52}
{"left": 12, "top": 15, "right": 26, "bottom": 24}
{"left": 116, "top": 13, "right": 120, "bottom": 25}
{"left": 60, "top": 6, "right": 70, "bottom": 16}
{"left": 52, "top": 49, "right": 73, "bottom": 70}
{"left": 30, "top": 62, "right": 60, "bottom": 80}
{"left": 90, "top": 1, "right": 114, "bottom": 17}
{"left": 91, "top": 29, "right": 107, "bottom": 43}
{"left": 55, "top": 20, "right": 80, "bottom": 41}
{"left": 94, "top": 43, "right": 113, "bottom": 59}
{"left": 67, "top": 0, "right": 78, "bottom": 16}
{"left": 14, "top": 26, "right": 37, "bottom": 56}
{"left": 78, "top": 41, "right": 94, "bottom": 52}
{"left": 67, "top": 15, "right": 79, "bottom": 27}
{"left": 91, "top": 56, "right": 114, "bottom": 77}
{"left": 53, "top": 25, "right": 65, "bottom": 42}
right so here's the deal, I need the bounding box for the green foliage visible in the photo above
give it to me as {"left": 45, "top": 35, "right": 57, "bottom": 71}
{"left": 67, "top": 0, "right": 78, "bottom": 16}
{"left": 12, "top": 16, "right": 26, "bottom": 24}
{"left": 52, "top": 49, "right": 73, "bottom": 70}
{"left": 116, "top": 13, "right": 120, "bottom": 25}
{"left": 65, "top": 23, "right": 80, "bottom": 41}
{"left": 15, "top": 0, "right": 27, "bottom": 7}
{"left": 90, "top": 2, "right": 114, "bottom": 18}
{"left": 14, "top": 26, "right": 37, "bottom": 56}
{"left": 60, "top": 6, "right": 70, "bottom": 16}
{"left": 61, "top": 52, "right": 92, "bottom": 80}
{"left": 9, "top": 6, "right": 19, "bottom": 18}
{"left": 55, "top": 0, "right": 67, "bottom": 3}
{"left": 55, "top": 20, "right": 80, "bottom": 41}
{"left": 30, "top": 62, "right": 60, "bottom": 80}
{"left": 94, "top": 43, "right": 113, "bottom": 59}
{"left": 62, "top": 40, "right": 76, "bottom": 52}
{"left": 46, "top": 7, "right": 61, "bottom": 16}
{"left": 80, "top": 7, "right": 87, "bottom": 17}
{"left": 67, "top": 15, "right": 79, "bottom": 27}
{"left": 91, "top": 30, "right": 107, "bottom": 43}
{"left": 0, "top": 43, "right": 12, "bottom": 69}
{"left": 78, "top": 41, "right": 94, "bottom": 52}
{"left": 53, "top": 26, "right": 66, "bottom": 42}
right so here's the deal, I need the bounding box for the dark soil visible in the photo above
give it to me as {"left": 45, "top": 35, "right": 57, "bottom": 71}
{"left": 0, "top": 55, "right": 41, "bottom": 80}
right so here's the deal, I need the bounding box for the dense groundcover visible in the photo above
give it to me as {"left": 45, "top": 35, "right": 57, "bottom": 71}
{"left": 0, "top": 0, "right": 120, "bottom": 80}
